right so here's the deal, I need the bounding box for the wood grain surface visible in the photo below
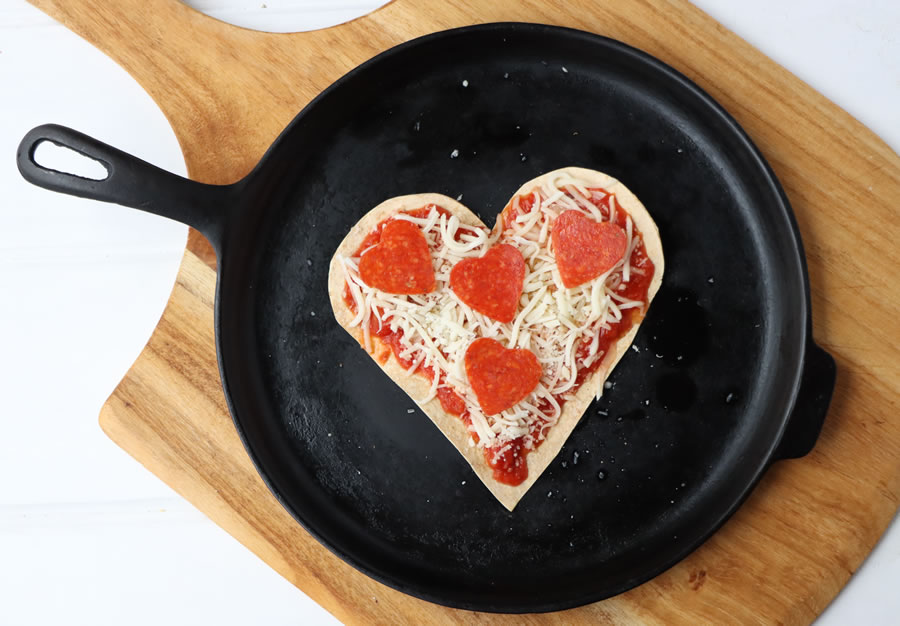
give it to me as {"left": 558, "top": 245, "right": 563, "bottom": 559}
{"left": 29, "top": 0, "right": 900, "bottom": 623}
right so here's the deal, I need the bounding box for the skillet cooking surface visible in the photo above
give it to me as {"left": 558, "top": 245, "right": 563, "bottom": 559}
{"left": 217, "top": 24, "right": 808, "bottom": 611}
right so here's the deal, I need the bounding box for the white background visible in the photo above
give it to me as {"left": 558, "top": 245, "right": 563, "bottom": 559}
{"left": 1, "top": 1, "right": 897, "bottom": 624}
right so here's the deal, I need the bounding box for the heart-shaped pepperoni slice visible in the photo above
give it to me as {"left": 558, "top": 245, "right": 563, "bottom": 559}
{"left": 359, "top": 219, "right": 435, "bottom": 294}
{"left": 465, "top": 338, "right": 542, "bottom": 415}
{"left": 551, "top": 210, "right": 628, "bottom": 288}
{"left": 450, "top": 244, "right": 526, "bottom": 323}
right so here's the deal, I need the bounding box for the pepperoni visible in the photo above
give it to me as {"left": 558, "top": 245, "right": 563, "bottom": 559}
{"left": 464, "top": 338, "right": 542, "bottom": 415}
{"left": 551, "top": 210, "right": 627, "bottom": 288}
{"left": 449, "top": 243, "right": 526, "bottom": 323}
{"left": 359, "top": 220, "right": 435, "bottom": 294}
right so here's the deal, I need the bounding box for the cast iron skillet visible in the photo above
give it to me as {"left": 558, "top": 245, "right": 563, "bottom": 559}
{"left": 18, "top": 23, "right": 835, "bottom": 612}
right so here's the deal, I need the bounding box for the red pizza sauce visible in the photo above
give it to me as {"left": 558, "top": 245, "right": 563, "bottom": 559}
{"left": 342, "top": 205, "right": 476, "bottom": 420}
{"left": 484, "top": 188, "right": 655, "bottom": 486}
{"left": 371, "top": 314, "right": 472, "bottom": 420}
{"left": 342, "top": 193, "right": 655, "bottom": 487}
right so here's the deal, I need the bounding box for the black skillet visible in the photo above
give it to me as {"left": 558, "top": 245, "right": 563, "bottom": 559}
{"left": 17, "top": 23, "right": 835, "bottom": 613}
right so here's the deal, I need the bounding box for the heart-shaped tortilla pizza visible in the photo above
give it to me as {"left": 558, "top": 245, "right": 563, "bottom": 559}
{"left": 328, "top": 167, "right": 664, "bottom": 510}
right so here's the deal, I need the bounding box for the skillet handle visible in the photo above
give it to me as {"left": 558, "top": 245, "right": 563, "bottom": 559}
{"left": 773, "top": 341, "right": 837, "bottom": 461}
{"left": 16, "top": 124, "right": 232, "bottom": 252}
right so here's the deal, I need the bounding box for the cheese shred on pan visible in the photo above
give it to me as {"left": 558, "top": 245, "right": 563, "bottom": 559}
{"left": 339, "top": 174, "right": 650, "bottom": 451}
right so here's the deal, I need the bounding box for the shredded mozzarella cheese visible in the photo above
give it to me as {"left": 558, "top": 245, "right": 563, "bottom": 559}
{"left": 342, "top": 181, "right": 646, "bottom": 450}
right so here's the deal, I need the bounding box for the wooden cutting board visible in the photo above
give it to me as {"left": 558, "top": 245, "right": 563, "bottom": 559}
{"left": 32, "top": 0, "right": 900, "bottom": 623}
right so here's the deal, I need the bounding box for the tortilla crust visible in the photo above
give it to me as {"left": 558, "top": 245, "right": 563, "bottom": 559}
{"left": 327, "top": 169, "right": 664, "bottom": 510}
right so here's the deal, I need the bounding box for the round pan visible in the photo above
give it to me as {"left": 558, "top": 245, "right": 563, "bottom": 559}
{"left": 17, "top": 23, "right": 835, "bottom": 612}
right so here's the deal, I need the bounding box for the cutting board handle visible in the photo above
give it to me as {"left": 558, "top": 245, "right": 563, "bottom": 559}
{"left": 773, "top": 341, "right": 837, "bottom": 460}
{"left": 17, "top": 124, "right": 233, "bottom": 251}
{"left": 27, "top": 0, "right": 399, "bottom": 183}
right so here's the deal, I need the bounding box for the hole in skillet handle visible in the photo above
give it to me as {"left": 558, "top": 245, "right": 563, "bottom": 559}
{"left": 33, "top": 140, "right": 110, "bottom": 181}
{"left": 16, "top": 123, "right": 234, "bottom": 253}
{"left": 773, "top": 341, "right": 837, "bottom": 460}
